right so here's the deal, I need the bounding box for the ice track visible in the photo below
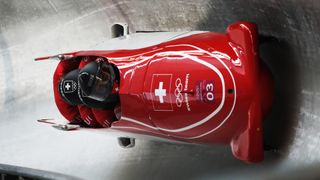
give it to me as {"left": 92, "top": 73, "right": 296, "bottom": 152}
{"left": 0, "top": 0, "right": 320, "bottom": 179}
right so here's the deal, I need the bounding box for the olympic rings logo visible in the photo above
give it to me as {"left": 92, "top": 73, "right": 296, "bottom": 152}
{"left": 175, "top": 78, "right": 184, "bottom": 107}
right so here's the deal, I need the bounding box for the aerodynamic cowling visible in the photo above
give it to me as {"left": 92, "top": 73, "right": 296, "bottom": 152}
{"left": 36, "top": 22, "right": 274, "bottom": 163}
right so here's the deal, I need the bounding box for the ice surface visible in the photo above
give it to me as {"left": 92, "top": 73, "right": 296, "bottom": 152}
{"left": 1, "top": 0, "right": 320, "bottom": 179}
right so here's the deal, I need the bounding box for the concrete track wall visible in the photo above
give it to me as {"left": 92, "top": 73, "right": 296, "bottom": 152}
{"left": 0, "top": 0, "right": 320, "bottom": 179}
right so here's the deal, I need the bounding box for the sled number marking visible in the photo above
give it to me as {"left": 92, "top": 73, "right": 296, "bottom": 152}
{"left": 206, "top": 83, "right": 214, "bottom": 101}
{"left": 196, "top": 80, "right": 215, "bottom": 103}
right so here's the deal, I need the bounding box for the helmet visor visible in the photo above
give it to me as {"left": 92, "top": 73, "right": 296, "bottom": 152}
{"left": 79, "top": 61, "right": 115, "bottom": 101}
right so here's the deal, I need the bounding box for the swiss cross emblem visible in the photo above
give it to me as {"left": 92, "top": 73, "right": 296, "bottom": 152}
{"left": 150, "top": 74, "right": 173, "bottom": 111}
{"left": 155, "top": 82, "right": 166, "bottom": 103}
{"left": 63, "top": 80, "right": 77, "bottom": 93}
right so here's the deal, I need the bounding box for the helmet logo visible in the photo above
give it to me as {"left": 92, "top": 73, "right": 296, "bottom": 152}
{"left": 63, "top": 80, "right": 77, "bottom": 93}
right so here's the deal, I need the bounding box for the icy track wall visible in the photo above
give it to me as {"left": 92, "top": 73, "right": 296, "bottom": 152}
{"left": 0, "top": 0, "right": 320, "bottom": 179}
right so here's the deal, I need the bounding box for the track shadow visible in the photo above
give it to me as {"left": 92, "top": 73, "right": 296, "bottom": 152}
{"left": 259, "top": 37, "right": 301, "bottom": 152}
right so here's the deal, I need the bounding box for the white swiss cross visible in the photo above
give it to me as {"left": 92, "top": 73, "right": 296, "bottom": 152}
{"left": 65, "top": 82, "right": 71, "bottom": 91}
{"left": 155, "top": 82, "right": 166, "bottom": 103}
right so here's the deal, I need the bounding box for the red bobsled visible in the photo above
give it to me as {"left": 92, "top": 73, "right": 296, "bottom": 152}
{"left": 36, "top": 22, "right": 274, "bottom": 163}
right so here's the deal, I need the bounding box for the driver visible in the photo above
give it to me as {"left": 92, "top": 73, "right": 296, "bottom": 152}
{"left": 78, "top": 58, "right": 119, "bottom": 104}
{"left": 55, "top": 56, "right": 120, "bottom": 128}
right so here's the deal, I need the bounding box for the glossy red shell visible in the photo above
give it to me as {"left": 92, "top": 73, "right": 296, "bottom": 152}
{"left": 39, "top": 22, "right": 274, "bottom": 163}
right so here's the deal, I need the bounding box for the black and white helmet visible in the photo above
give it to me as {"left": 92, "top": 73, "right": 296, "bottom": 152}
{"left": 78, "top": 60, "right": 116, "bottom": 102}
{"left": 58, "top": 69, "right": 82, "bottom": 106}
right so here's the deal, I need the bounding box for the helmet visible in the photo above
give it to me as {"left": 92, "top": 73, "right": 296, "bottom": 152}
{"left": 78, "top": 60, "right": 116, "bottom": 102}
{"left": 58, "top": 68, "right": 117, "bottom": 109}
{"left": 58, "top": 69, "right": 82, "bottom": 106}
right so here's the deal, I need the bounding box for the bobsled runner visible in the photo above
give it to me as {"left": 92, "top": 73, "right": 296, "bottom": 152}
{"left": 36, "top": 22, "right": 274, "bottom": 163}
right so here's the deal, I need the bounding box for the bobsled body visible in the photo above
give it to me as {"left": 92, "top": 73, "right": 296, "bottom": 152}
{"left": 37, "top": 22, "right": 274, "bottom": 163}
